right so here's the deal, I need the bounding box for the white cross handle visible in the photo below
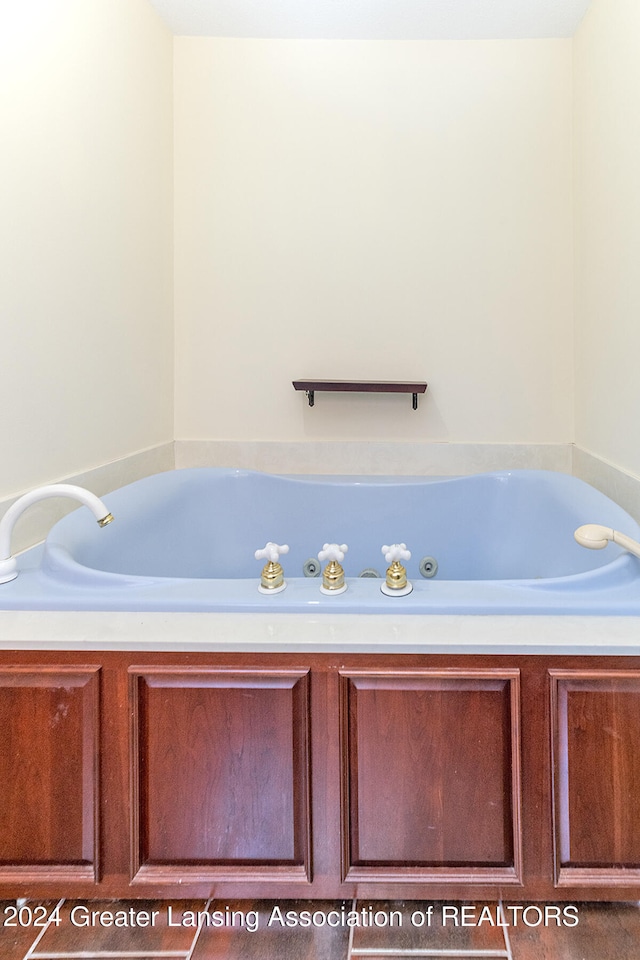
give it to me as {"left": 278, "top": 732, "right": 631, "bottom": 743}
{"left": 382, "top": 543, "right": 411, "bottom": 564}
{"left": 318, "top": 543, "right": 348, "bottom": 563}
{"left": 255, "top": 542, "right": 290, "bottom": 563}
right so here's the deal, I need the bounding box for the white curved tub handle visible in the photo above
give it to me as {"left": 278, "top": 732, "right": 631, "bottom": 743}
{"left": 254, "top": 542, "right": 289, "bottom": 563}
{"left": 318, "top": 543, "right": 348, "bottom": 563}
{"left": 382, "top": 543, "right": 412, "bottom": 564}
{"left": 574, "top": 524, "right": 640, "bottom": 560}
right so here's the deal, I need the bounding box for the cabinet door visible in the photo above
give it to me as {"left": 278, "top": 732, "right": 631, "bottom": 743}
{"left": 340, "top": 668, "right": 522, "bottom": 884}
{"left": 129, "top": 666, "right": 311, "bottom": 884}
{"left": 0, "top": 666, "right": 100, "bottom": 883}
{"left": 551, "top": 670, "right": 640, "bottom": 887}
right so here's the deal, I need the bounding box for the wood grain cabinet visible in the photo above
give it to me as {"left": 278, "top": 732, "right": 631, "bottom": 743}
{"left": 340, "top": 668, "right": 522, "bottom": 885}
{"left": 129, "top": 666, "right": 311, "bottom": 885}
{"left": 551, "top": 670, "right": 640, "bottom": 888}
{"left": 0, "top": 650, "right": 638, "bottom": 901}
{"left": 0, "top": 665, "right": 100, "bottom": 884}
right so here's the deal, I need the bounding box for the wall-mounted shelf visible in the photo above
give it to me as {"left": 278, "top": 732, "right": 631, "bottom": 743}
{"left": 292, "top": 379, "right": 428, "bottom": 410}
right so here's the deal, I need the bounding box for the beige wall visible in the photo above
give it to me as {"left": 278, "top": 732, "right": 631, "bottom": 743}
{"left": 574, "top": 0, "right": 640, "bottom": 478}
{"left": 174, "top": 39, "right": 574, "bottom": 443}
{"left": 0, "top": 0, "right": 174, "bottom": 499}
{"left": 8, "top": 3, "right": 640, "bottom": 505}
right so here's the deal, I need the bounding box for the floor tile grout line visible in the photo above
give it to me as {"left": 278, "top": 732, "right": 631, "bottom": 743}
{"left": 182, "top": 895, "right": 213, "bottom": 960}
{"left": 347, "top": 897, "right": 357, "bottom": 960}
{"left": 22, "top": 897, "right": 66, "bottom": 960}
{"left": 498, "top": 901, "right": 515, "bottom": 960}
{"left": 350, "top": 952, "right": 509, "bottom": 958}
{"left": 350, "top": 898, "right": 509, "bottom": 959}
{"left": 30, "top": 953, "right": 187, "bottom": 959}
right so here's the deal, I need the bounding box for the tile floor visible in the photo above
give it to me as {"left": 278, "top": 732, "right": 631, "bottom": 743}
{"left": 1, "top": 899, "right": 639, "bottom": 960}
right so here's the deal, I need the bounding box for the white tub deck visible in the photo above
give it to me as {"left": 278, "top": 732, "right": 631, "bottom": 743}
{"left": 0, "top": 610, "right": 638, "bottom": 656}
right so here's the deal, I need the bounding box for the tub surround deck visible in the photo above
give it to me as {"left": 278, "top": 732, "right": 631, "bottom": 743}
{"left": 0, "top": 609, "right": 639, "bottom": 655}
{"left": 0, "top": 627, "right": 639, "bottom": 904}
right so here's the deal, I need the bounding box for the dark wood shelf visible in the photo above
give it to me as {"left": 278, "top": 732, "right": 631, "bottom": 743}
{"left": 292, "top": 379, "right": 428, "bottom": 410}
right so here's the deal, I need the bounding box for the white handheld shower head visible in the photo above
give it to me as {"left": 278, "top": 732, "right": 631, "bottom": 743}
{"left": 574, "top": 524, "right": 614, "bottom": 550}
{"left": 575, "top": 524, "right": 640, "bottom": 560}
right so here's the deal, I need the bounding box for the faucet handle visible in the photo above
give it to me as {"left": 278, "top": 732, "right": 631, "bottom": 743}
{"left": 382, "top": 543, "right": 411, "bottom": 564}
{"left": 255, "top": 542, "right": 290, "bottom": 563}
{"left": 318, "top": 543, "right": 348, "bottom": 563}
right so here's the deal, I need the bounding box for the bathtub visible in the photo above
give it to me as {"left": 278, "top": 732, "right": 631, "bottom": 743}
{"left": 1, "top": 467, "right": 640, "bottom": 614}
{"left": 2, "top": 469, "right": 640, "bottom": 908}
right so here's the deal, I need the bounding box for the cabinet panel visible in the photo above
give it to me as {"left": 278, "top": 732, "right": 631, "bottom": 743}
{"left": 130, "top": 666, "right": 311, "bottom": 883}
{"left": 1, "top": 650, "right": 639, "bottom": 901}
{"left": 552, "top": 671, "right": 640, "bottom": 886}
{"left": 0, "top": 666, "right": 100, "bottom": 882}
{"left": 340, "top": 668, "right": 522, "bottom": 884}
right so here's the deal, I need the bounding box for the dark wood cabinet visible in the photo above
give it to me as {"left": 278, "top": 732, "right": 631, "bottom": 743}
{"left": 129, "top": 666, "right": 312, "bottom": 884}
{"left": 0, "top": 665, "right": 100, "bottom": 884}
{"left": 0, "top": 649, "right": 638, "bottom": 900}
{"left": 551, "top": 670, "right": 640, "bottom": 889}
{"left": 340, "top": 668, "right": 522, "bottom": 885}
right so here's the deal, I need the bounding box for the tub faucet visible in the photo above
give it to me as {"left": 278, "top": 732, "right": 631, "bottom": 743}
{"left": 255, "top": 542, "right": 289, "bottom": 594}
{"left": 319, "top": 543, "right": 348, "bottom": 595}
{"left": 381, "top": 543, "right": 413, "bottom": 596}
{"left": 0, "top": 484, "right": 113, "bottom": 584}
